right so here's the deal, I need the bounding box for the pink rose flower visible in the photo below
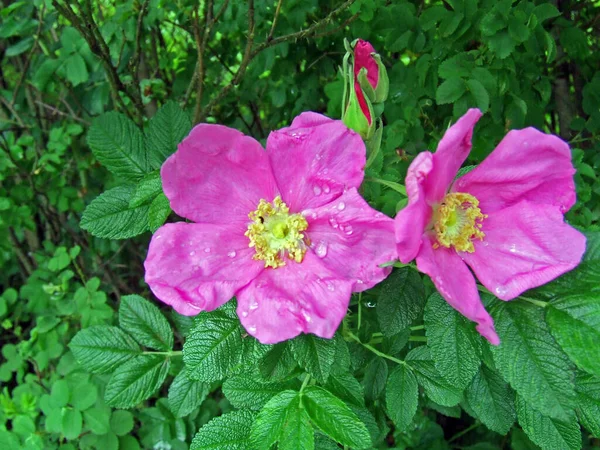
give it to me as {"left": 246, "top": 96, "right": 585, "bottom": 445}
{"left": 145, "top": 112, "right": 397, "bottom": 344}
{"left": 395, "top": 108, "right": 586, "bottom": 345}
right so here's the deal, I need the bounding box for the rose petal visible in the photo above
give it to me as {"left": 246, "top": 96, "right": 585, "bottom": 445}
{"left": 144, "top": 222, "right": 262, "bottom": 315}
{"left": 416, "top": 235, "right": 499, "bottom": 345}
{"left": 425, "top": 108, "right": 482, "bottom": 203}
{"left": 395, "top": 152, "right": 435, "bottom": 263}
{"left": 461, "top": 200, "right": 586, "bottom": 301}
{"left": 236, "top": 252, "right": 354, "bottom": 344}
{"left": 267, "top": 112, "right": 365, "bottom": 212}
{"left": 303, "top": 188, "right": 397, "bottom": 292}
{"left": 162, "top": 124, "right": 278, "bottom": 224}
{"left": 454, "top": 128, "right": 576, "bottom": 214}
{"left": 354, "top": 39, "right": 378, "bottom": 88}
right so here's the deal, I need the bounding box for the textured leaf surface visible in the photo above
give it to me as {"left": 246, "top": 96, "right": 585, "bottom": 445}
{"left": 250, "top": 390, "right": 299, "bottom": 450}
{"left": 574, "top": 371, "right": 600, "bottom": 437}
{"left": 168, "top": 370, "right": 209, "bottom": 418}
{"left": 223, "top": 375, "right": 294, "bottom": 410}
{"left": 146, "top": 101, "right": 192, "bottom": 168}
{"left": 291, "top": 334, "right": 336, "bottom": 383}
{"left": 69, "top": 326, "right": 140, "bottom": 374}
{"left": 148, "top": 193, "right": 171, "bottom": 233}
{"left": 119, "top": 295, "right": 173, "bottom": 351}
{"left": 425, "top": 293, "right": 482, "bottom": 389}
{"left": 279, "top": 398, "right": 315, "bottom": 450}
{"left": 326, "top": 371, "right": 365, "bottom": 407}
{"left": 80, "top": 185, "right": 150, "bottom": 239}
{"left": 191, "top": 409, "right": 255, "bottom": 450}
{"left": 129, "top": 171, "right": 161, "bottom": 208}
{"left": 385, "top": 364, "right": 418, "bottom": 431}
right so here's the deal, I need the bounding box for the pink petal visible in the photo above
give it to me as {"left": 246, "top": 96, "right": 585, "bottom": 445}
{"left": 395, "top": 152, "right": 434, "bottom": 263}
{"left": 354, "top": 39, "right": 378, "bottom": 88}
{"left": 236, "top": 252, "right": 354, "bottom": 344}
{"left": 416, "top": 235, "right": 499, "bottom": 345}
{"left": 144, "top": 222, "right": 263, "bottom": 315}
{"left": 303, "top": 188, "right": 397, "bottom": 292}
{"left": 266, "top": 113, "right": 365, "bottom": 212}
{"left": 425, "top": 108, "right": 482, "bottom": 203}
{"left": 453, "top": 128, "right": 576, "bottom": 214}
{"left": 461, "top": 201, "right": 586, "bottom": 301}
{"left": 162, "top": 124, "right": 278, "bottom": 224}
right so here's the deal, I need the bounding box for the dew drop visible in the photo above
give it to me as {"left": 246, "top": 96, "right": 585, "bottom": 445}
{"left": 495, "top": 286, "right": 507, "bottom": 297}
{"left": 313, "top": 185, "right": 322, "bottom": 196}
{"left": 241, "top": 311, "right": 248, "bottom": 317}
{"left": 301, "top": 310, "right": 312, "bottom": 323}
{"left": 328, "top": 217, "right": 339, "bottom": 229}
{"left": 337, "top": 202, "right": 346, "bottom": 211}
{"left": 204, "top": 247, "right": 211, "bottom": 253}
{"left": 481, "top": 241, "right": 489, "bottom": 247}
{"left": 366, "top": 301, "right": 376, "bottom": 308}
{"left": 156, "top": 235, "right": 162, "bottom": 239}
{"left": 326, "top": 282, "right": 335, "bottom": 292}
{"left": 315, "top": 241, "right": 328, "bottom": 258}
{"left": 227, "top": 250, "right": 237, "bottom": 258}
{"left": 311, "top": 212, "right": 317, "bottom": 219}
{"left": 323, "top": 184, "right": 331, "bottom": 194}
{"left": 248, "top": 325, "right": 257, "bottom": 333}
{"left": 344, "top": 225, "right": 353, "bottom": 235}
{"left": 508, "top": 244, "right": 517, "bottom": 253}
{"left": 249, "top": 300, "right": 259, "bottom": 310}
{"left": 189, "top": 251, "right": 196, "bottom": 256}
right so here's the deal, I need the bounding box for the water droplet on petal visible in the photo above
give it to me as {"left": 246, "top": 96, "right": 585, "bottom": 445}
{"left": 328, "top": 218, "right": 338, "bottom": 229}
{"left": 311, "top": 212, "right": 317, "bottom": 219}
{"left": 344, "top": 225, "right": 353, "bottom": 235}
{"left": 313, "top": 185, "right": 322, "bottom": 196}
{"left": 337, "top": 202, "right": 346, "bottom": 211}
{"left": 326, "top": 282, "right": 335, "bottom": 292}
{"left": 249, "top": 300, "right": 259, "bottom": 310}
{"left": 248, "top": 325, "right": 257, "bottom": 333}
{"left": 495, "top": 286, "right": 507, "bottom": 297}
{"left": 241, "top": 311, "right": 248, "bottom": 317}
{"left": 481, "top": 241, "right": 489, "bottom": 247}
{"left": 227, "top": 250, "right": 237, "bottom": 258}
{"left": 156, "top": 235, "right": 162, "bottom": 239}
{"left": 323, "top": 184, "right": 331, "bottom": 194}
{"left": 301, "top": 310, "right": 312, "bottom": 323}
{"left": 189, "top": 251, "right": 196, "bottom": 256}
{"left": 204, "top": 247, "right": 211, "bottom": 253}
{"left": 315, "top": 241, "right": 328, "bottom": 258}
{"left": 509, "top": 244, "right": 517, "bottom": 253}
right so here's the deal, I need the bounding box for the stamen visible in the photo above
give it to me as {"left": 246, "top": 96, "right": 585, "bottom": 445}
{"left": 433, "top": 192, "right": 487, "bottom": 253}
{"left": 245, "top": 196, "right": 308, "bottom": 268}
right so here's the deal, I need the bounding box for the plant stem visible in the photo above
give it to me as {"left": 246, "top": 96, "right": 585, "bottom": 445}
{"left": 410, "top": 325, "right": 425, "bottom": 331}
{"left": 142, "top": 350, "right": 183, "bottom": 356}
{"left": 347, "top": 331, "right": 405, "bottom": 366}
{"left": 409, "top": 336, "right": 427, "bottom": 342}
{"left": 364, "top": 176, "right": 407, "bottom": 196}
{"left": 449, "top": 422, "right": 480, "bottom": 442}
{"left": 357, "top": 292, "right": 363, "bottom": 330}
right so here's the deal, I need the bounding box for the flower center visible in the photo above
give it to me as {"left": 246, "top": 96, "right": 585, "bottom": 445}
{"left": 245, "top": 196, "right": 308, "bottom": 268}
{"left": 433, "top": 192, "right": 487, "bottom": 253}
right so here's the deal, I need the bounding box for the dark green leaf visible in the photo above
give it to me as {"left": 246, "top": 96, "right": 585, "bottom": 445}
{"left": 574, "top": 371, "right": 600, "bottom": 437}
{"left": 250, "top": 390, "right": 299, "bottom": 450}
{"left": 191, "top": 409, "right": 255, "bottom": 450}
{"left": 385, "top": 364, "right": 418, "bottom": 431}
{"left": 168, "top": 370, "right": 209, "bottom": 418}
{"left": 291, "top": 334, "right": 336, "bottom": 383}
{"left": 146, "top": 101, "right": 192, "bottom": 168}
{"left": 223, "top": 375, "right": 294, "bottom": 410}
{"left": 129, "top": 171, "right": 161, "bottom": 208}
{"left": 119, "top": 295, "right": 173, "bottom": 351}
{"left": 436, "top": 77, "right": 466, "bottom": 104}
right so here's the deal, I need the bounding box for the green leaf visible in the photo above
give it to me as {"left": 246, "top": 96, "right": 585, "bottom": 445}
{"left": 259, "top": 342, "right": 298, "bottom": 381}
{"left": 546, "top": 293, "right": 600, "bottom": 377}
{"left": 532, "top": 3, "right": 560, "bottom": 22}
{"left": 191, "top": 409, "right": 255, "bottom": 450}
{"left": 326, "top": 371, "right": 365, "bottom": 407}
{"left": 65, "top": 53, "right": 88, "bottom": 86}
{"left": 129, "top": 171, "right": 161, "bottom": 208}
{"left": 87, "top": 112, "right": 150, "bottom": 181}
{"left": 465, "top": 365, "right": 516, "bottom": 434}
{"left": 490, "top": 300, "right": 575, "bottom": 420}
{"left": 516, "top": 395, "right": 581, "bottom": 450}
{"left": 436, "top": 78, "right": 466, "bottom": 105}
{"left": 61, "top": 409, "right": 82, "bottom": 440}
{"left": 291, "top": 334, "right": 336, "bottom": 383}
{"left": 467, "top": 79, "right": 490, "bottom": 113}
{"left": 80, "top": 185, "right": 150, "bottom": 240}
{"left": 250, "top": 390, "right": 299, "bottom": 450}
{"left": 303, "top": 386, "right": 371, "bottom": 449}
{"left": 223, "top": 374, "right": 294, "bottom": 410}
{"left": 168, "top": 370, "right": 209, "bottom": 418}
{"left": 574, "top": 371, "right": 600, "bottom": 437}
{"left": 183, "top": 310, "right": 243, "bottom": 382}
{"left": 406, "top": 346, "right": 462, "bottom": 407}
{"left": 110, "top": 410, "right": 134, "bottom": 436}
{"left": 51, "top": 379, "right": 70, "bottom": 407}
{"left": 279, "top": 400, "right": 314, "bottom": 450}
{"left": 488, "top": 31, "right": 516, "bottom": 59}
{"left": 148, "top": 193, "right": 171, "bottom": 233}
{"left": 425, "top": 293, "right": 482, "bottom": 389}
{"left": 119, "top": 295, "right": 173, "bottom": 351}
{"left": 83, "top": 406, "right": 111, "bottom": 435}
{"left": 71, "top": 381, "right": 98, "bottom": 411}
{"left": 438, "top": 53, "right": 474, "bottom": 79}
{"left": 146, "top": 101, "right": 192, "bottom": 168}
{"left": 69, "top": 325, "right": 140, "bottom": 374}
{"left": 104, "top": 354, "right": 170, "bottom": 408}
{"left": 385, "top": 364, "right": 418, "bottom": 432}
{"left": 377, "top": 267, "right": 426, "bottom": 336}
{"left": 363, "top": 357, "right": 388, "bottom": 402}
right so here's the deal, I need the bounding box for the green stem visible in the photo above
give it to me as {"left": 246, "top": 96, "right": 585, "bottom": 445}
{"left": 409, "top": 336, "right": 427, "bottom": 342}
{"left": 364, "top": 176, "right": 407, "bottom": 196}
{"left": 477, "top": 284, "right": 547, "bottom": 308}
{"left": 142, "top": 350, "right": 182, "bottom": 356}
{"left": 357, "top": 292, "right": 363, "bottom": 330}
{"left": 347, "top": 331, "right": 405, "bottom": 366}
{"left": 410, "top": 325, "right": 425, "bottom": 331}
{"left": 449, "top": 422, "right": 480, "bottom": 442}
{"left": 300, "top": 374, "right": 311, "bottom": 393}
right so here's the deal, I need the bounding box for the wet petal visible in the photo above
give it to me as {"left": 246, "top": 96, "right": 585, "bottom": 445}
{"left": 454, "top": 128, "right": 576, "bottom": 214}
{"left": 267, "top": 112, "right": 365, "bottom": 212}
{"left": 416, "top": 235, "right": 499, "bottom": 345}
{"left": 144, "top": 222, "right": 262, "bottom": 315}
{"left": 395, "top": 152, "right": 434, "bottom": 263}
{"left": 162, "top": 124, "right": 278, "bottom": 224}
{"left": 462, "top": 201, "right": 586, "bottom": 301}
{"left": 425, "top": 108, "right": 482, "bottom": 203}
{"left": 304, "top": 188, "right": 397, "bottom": 292}
{"left": 236, "top": 252, "right": 353, "bottom": 344}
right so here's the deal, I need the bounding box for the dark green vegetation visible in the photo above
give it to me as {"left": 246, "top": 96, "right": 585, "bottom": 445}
{"left": 1, "top": 0, "right": 599, "bottom": 449}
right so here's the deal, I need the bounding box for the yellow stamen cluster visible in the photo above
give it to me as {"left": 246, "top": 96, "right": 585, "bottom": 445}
{"left": 433, "top": 192, "right": 487, "bottom": 253}
{"left": 245, "top": 196, "right": 308, "bottom": 268}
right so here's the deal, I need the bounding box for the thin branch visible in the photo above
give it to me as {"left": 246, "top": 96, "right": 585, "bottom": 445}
{"left": 130, "top": 0, "right": 151, "bottom": 83}
{"left": 268, "top": 0, "right": 284, "bottom": 42}
{"left": 35, "top": 101, "right": 91, "bottom": 125}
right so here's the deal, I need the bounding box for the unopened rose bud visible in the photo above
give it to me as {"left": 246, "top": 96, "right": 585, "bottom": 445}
{"left": 354, "top": 39, "right": 389, "bottom": 104}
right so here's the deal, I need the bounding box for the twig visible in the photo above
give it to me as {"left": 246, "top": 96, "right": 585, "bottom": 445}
{"left": 268, "top": 0, "right": 284, "bottom": 41}
{"left": 35, "top": 101, "right": 91, "bottom": 125}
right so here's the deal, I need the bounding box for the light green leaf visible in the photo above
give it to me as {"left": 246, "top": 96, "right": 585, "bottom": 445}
{"left": 547, "top": 293, "right": 600, "bottom": 377}
{"left": 490, "top": 300, "right": 575, "bottom": 420}
{"left": 250, "top": 390, "right": 299, "bottom": 450}
{"left": 516, "top": 395, "right": 581, "bottom": 450}
{"left": 406, "top": 346, "right": 462, "bottom": 407}
{"left": 80, "top": 185, "right": 150, "bottom": 239}
{"left": 69, "top": 325, "right": 140, "bottom": 374}
{"left": 146, "top": 101, "right": 192, "bottom": 168}
{"left": 279, "top": 399, "right": 314, "bottom": 450}
{"left": 83, "top": 406, "right": 111, "bottom": 435}
{"left": 425, "top": 293, "right": 482, "bottom": 389}
{"left": 385, "top": 364, "right": 418, "bottom": 431}
{"left": 436, "top": 77, "right": 466, "bottom": 105}
{"left": 119, "top": 295, "right": 173, "bottom": 351}
{"left": 377, "top": 267, "right": 426, "bottom": 336}
{"left": 110, "top": 410, "right": 134, "bottom": 436}
{"left": 65, "top": 53, "right": 88, "bottom": 86}
{"left": 87, "top": 112, "right": 150, "bottom": 181}
{"left": 303, "top": 386, "right": 371, "bottom": 449}
{"left": 104, "top": 354, "right": 170, "bottom": 408}
{"left": 168, "top": 370, "right": 210, "bottom": 418}
{"left": 61, "top": 409, "right": 82, "bottom": 440}
{"left": 574, "top": 371, "right": 600, "bottom": 437}
{"left": 183, "top": 310, "right": 243, "bottom": 382}
{"left": 291, "top": 334, "right": 336, "bottom": 383}
{"left": 223, "top": 374, "right": 294, "bottom": 410}
{"left": 465, "top": 365, "right": 516, "bottom": 434}
{"left": 148, "top": 192, "right": 171, "bottom": 232}
{"left": 129, "top": 171, "right": 161, "bottom": 208}
{"left": 191, "top": 409, "right": 256, "bottom": 450}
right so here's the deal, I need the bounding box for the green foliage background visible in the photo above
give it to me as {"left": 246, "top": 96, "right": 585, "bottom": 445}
{"left": 1, "top": 0, "right": 599, "bottom": 449}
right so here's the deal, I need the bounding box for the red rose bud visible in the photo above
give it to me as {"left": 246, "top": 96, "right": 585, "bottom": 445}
{"left": 353, "top": 39, "right": 389, "bottom": 104}
{"left": 343, "top": 78, "right": 375, "bottom": 140}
